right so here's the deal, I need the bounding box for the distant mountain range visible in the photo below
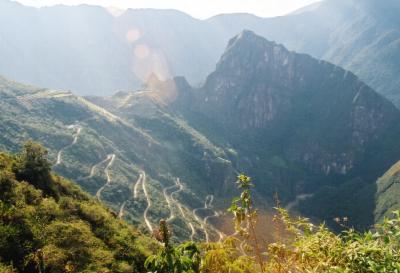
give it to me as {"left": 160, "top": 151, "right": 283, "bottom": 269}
{"left": 1, "top": 0, "right": 400, "bottom": 107}
{"left": 1, "top": 30, "right": 399, "bottom": 236}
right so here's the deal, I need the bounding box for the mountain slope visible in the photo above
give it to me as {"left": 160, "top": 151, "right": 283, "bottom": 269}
{"left": 375, "top": 161, "right": 400, "bottom": 223}
{"left": 0, "top": 75, "right": 236, "bottom": 242}
{"left": 170, "top": 31, "right": 400, "bottom": 229}
{"left": 0, "top": 144, "right": 153, "bottom": 272}
{"left": 1, "top": 27, "right": 400, "bottom": 233}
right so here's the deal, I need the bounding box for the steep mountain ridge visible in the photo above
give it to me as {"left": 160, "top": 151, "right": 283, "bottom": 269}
{"left": 169, "top": 31, "right": 400, "bottom": 229}
{"left": 1, "top": 0, "right": 400, "bottom": 107}
{"left": 207, "top": 0, "right": 400, "bottom": 107}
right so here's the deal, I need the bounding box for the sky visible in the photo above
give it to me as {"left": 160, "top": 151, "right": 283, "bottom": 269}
{"left": 14, "top": 0, "right": 321, "bottom": 19}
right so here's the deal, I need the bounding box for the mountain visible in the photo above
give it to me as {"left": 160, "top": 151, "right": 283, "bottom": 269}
{"left": 1, "top": 29, "right": 400, "bottom": 233}
{"left": 375, "top": 161, "right": 400, "bottom": 222}
{"left": 0, "top": 144, "right": 152, "bottom": 272}
{"left": 294, "top": 0, "right": 400, "bottom": 106}
{"left": 0, "top": 0, "right": 136, "bottom": 96}
{"left": 1, "top": 0, "right": 400, "bottom": 107}
{"left": 0, "top": 75, "right": 236, "bottom": 243}
{"left": 168, "top": 30, "right": 400, "bottom": 230}
{"left": 205, "top": 0, "right": 400, "bottom": 106}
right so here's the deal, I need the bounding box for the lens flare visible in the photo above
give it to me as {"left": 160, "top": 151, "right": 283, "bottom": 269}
{"left": 134, "top": 44, "right": 150, "bottom": 59}
{"left": 132, "top": 48, "right": 171, "bottom": 88}
{"left": 105, "top": 6, "right": 124, "bottom": 17}
{"left": 126, "top": 29, "right": 141, "bottom": 43}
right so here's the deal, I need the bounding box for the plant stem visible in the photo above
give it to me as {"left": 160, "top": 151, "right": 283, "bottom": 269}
{"left": 248, "top": 212, "right": 265, "bottom": 273}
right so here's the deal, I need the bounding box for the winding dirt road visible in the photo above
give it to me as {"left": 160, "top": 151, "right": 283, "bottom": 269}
{"left": 193, "top": 205, "right": 209, "bottom": 242}
{"left": 118, "top": 201, "right": 127, "bottom": 219}
{"left": 285, "top": 194, "right": 314, "bottom": 211}
{"left": 163, "top": 180, "right": 180, "bottom": 222}
{"left": 118, "top": 172, "right": 145, "bottom": 220}
{"left": 95, "top": 154, "right": 116, "bottom": 202}
{"left": 193, "top": 194, "right": 216, "bottom": 242}
{"left": 203, "top": 195, "right": 225, "bottom": 242}
{"left": 133, "top": 173, "right": 143, "bottom": 199}
{"left": 141, "top": 172, "right": 153, "bottom": 233}
{"left": 167, "top": 178, "right": 197, "bottom": 241}
{"left": 55, "top": 125, "right": 82, "bottom": 166}
{"left": 188, "top": 223, "right": 196, "bottom": 241}
{"left": 204, "top": 211, "right": 225, "bottom": 242}
{"left": 192, "top": 194, "right": 226, "bottom": 242}
{"left": 205, "top": 195, "right": 214, "bottom": 209}
{"left": 81, "top": 156, "right": 111, "bottom": 180}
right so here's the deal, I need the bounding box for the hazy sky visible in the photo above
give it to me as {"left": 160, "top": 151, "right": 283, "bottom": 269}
{"left": 14, "top": 0, "right": 321, "bottom": 19}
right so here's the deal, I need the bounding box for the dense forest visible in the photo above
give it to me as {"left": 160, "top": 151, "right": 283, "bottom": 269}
{"left": 0, "top": 142, "right": 154, "bottom": 273}
{"left": 1, "top": 142, "right": 400, "bottom": 272}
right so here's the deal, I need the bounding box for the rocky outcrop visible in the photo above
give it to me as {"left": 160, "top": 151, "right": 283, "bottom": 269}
{"left": 166, "top": 32, "right": 400, "bottom": 230}
{"left": 182, "top": 31, "right": 400, "bottom": 179}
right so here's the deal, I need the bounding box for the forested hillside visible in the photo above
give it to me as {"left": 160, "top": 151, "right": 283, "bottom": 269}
{"left": 2, "top": 145, "right": 400, "bottom": 273}
{"left": 0, "top": 75, "right": 237, "bottom": 243}
{"left": 0, "top": 142, "right": 153, "bottom": 272}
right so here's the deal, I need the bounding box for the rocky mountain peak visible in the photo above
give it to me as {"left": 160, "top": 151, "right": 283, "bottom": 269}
{"left": 181, "top": 31, "right": 400, "bottom": 186}
{"left": 217, "top": 30, "right": 289, "bottom": 76}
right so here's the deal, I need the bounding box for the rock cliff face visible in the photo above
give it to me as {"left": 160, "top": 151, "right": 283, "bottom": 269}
{"left": 170, "top": 31, "right": 400, "bottom": 228}
{"left": 185, "top": 31, "right": 400, "bottom": 177}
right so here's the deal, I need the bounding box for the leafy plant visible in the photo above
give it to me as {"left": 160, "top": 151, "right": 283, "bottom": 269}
{"left": 145, "top": 219, "right": 200, "bottom": 273}
{"left": 200, "top": 237, "right": 255, "bottom": 273}
{"left": 228, "top": 174, "right": 265, "bottom": 272}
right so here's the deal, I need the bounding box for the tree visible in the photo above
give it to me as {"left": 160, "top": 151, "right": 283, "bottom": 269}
{"left": 12, "top": 141, "right": 56, "bottom": 198}
{"left": 0, "top": 171, "right": 15, "bottom": 203}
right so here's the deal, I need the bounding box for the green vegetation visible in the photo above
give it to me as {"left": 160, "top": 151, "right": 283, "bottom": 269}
{"left": 0, "top": 75, "right": 235, "bottom": 242}
{"left": 146, "top": 174, "right": 400, "bottom": 273}
{"left": 198, "top": 208, "right": 400, "bottom": 273}
{"left": 375, "top": 161, "right": 400, "bottom": 222}
{"left": 2, "top": 144, "right": 400, "bottom": 272}
{"left": 228, "top": 174, "right": 264, "bottom": 272}
{"left": 0, "top": 143, "right": 153, "bottom": 273}
{"left": 145, "top": 220, "right": 200, "bottom": 273}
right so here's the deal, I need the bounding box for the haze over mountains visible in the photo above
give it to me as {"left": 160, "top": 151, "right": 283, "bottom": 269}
{"left": 3, "top": 0, "right": 400, "bottom": 271}
{"left": 1, "top": 0, "right": 400, "bottom": 107}
{"left": 2, "top": 27, "right": 400, "bottom": 240}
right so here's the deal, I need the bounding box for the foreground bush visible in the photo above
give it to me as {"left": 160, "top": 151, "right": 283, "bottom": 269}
{"left": 0, "top": 143, "right": 152, "bottom": 273}
{"left": 200, "top": 174, "right": 400, "bottom": 273}
{"left": 151, "top": 174, "right": 400, "bottom": 273}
